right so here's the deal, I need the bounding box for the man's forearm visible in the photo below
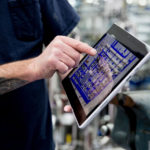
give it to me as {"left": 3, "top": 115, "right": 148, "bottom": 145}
{"left": 0, "top": 78, "right": 28, "bottom": 95}
{"left": 0, "top": 59, "right": 36, "bottom": 95}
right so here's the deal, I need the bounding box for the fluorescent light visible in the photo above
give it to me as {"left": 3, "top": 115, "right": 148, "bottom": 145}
{"left": 86, "top": 0, "right": 94, "bottom": 4}
{"left": 126, "top": 0, "right": 133, "bottom": 4}
{"left": 68, "top": 0, "right": 77, "bottom": 7}
{"left": 139, "top": 0, "right": 147, "bottom": 6}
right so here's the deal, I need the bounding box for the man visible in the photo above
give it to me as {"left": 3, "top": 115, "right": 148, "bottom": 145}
{"left": 0, "top": 0, "right": 96, "bottom": 150}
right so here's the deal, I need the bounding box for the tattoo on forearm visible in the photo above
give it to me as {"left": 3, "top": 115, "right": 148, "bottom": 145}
{"left": 0, "top": 78, "right": 28, "bottom": 95}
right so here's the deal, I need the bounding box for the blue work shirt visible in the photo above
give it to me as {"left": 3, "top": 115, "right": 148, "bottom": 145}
{"left": 0, "top": 0, "right": 79, "bottom": 150}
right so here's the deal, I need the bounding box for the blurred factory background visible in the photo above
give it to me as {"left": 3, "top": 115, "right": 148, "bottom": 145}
{"left": 48, "top": 0, "right": 150, "bottom": 150}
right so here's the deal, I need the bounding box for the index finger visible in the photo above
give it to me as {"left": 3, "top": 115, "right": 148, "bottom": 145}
{"left": 58, "top": 36, "right": 97, "bottom": 56}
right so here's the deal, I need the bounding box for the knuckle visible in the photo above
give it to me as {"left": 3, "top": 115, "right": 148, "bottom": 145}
{"left": 48, "top": 56, "right": 56, "bottom": 66}
{"left": 74, "top": 52, "right": 80, "bottom": 60}
{"left": 55, "top": 35, "right": 63, "bottom": 41}
{"left": 52, "top": 48, "right": 62, "bottom": 58}
{"left": 75, "top": 42, "right": 82, "bottom": 50}
{"left": 52, "top": 40, "right": 62, "bottom": 48}
{"left": 70, "top": 60, "right": 75, "bottom": 67}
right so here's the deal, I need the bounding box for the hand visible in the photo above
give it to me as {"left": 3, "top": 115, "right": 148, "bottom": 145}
{"left": 31, "top": 36, "right": 97, "bottom": 81}
{"left": 64, "top": 105, "right": 72, "bottom": 113}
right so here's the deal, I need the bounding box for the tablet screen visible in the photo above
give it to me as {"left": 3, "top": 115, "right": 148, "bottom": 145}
{"left": 69, "top": 33, "right": 139, "bottom": 116}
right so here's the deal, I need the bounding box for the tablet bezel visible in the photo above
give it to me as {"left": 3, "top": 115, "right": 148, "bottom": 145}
{"left": 62, "top": 24, "right": 150, "bottom": 128}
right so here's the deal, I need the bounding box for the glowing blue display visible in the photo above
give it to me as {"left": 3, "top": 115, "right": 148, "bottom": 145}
{"left": 70, "top": 34, "right": 138, "bottom": 104}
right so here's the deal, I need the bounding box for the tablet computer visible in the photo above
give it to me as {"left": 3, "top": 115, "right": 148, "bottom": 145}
{"left": 62, "top": 24, "right": 150, "bottom": 128}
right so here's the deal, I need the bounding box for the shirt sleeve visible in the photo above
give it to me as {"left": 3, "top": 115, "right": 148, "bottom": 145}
{"left": 39, "top": 0, "right": 80, "bottom": 46}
